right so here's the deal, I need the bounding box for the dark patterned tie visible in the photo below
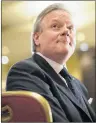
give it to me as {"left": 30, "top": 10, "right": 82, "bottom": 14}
{"left": 59, "top": 67, "right": 75, "bottom": 94}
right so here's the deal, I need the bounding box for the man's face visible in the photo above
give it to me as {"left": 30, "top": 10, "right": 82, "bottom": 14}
{"left": 33, "top": 10, "right": 76, "bottom": 63}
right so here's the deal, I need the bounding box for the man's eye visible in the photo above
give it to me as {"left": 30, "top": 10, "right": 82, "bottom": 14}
{"left": 52, "top": 24, "right": 60, "bottom": 29}
{"left": 68, "top": 26, "right": 74, "bottom": 30}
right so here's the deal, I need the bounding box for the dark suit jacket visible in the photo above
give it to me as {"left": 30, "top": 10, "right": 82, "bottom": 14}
{"left": 6, "top": 53, "right": 96, "bottom": 122}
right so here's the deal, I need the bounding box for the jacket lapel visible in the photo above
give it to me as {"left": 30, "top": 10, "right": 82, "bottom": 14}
{"left": 32, "top": 53, "right": 92, "bottom": 120}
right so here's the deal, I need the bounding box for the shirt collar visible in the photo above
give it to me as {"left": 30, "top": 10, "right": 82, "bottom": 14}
{"left": 36, "top": 52, "right": 67, "bottom": 74}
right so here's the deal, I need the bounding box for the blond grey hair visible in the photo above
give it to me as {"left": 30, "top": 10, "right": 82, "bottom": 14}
{"left": 31, "top": 3, "right": 71, "bottom": 52}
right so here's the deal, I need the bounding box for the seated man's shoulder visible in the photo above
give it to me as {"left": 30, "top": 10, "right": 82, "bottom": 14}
{"left": 9, "top": 57, "right": 41, "bottom": 74}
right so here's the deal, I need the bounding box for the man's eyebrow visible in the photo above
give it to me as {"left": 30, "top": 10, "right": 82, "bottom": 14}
{"left": 51, "top": 19, "right": 61, "bottom": 23}
{"left": 50, "top": 19, "right": 75, "bottom": 27}
{"left": 68, "top": 24, "right": 74, "bottom": 27}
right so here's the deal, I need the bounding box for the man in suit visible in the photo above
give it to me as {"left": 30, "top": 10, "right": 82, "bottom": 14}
{"left": 6, "top": 3, "right": 96, "bottom": 122}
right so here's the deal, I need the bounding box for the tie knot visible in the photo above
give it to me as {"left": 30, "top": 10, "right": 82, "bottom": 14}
{"left": 59, "top": 67, "right": 72, "bottom": 79}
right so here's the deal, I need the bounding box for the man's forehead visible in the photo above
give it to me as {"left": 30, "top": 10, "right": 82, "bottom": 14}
{"left": 44, "top": 10, "right": 71, "bottom": 17}
{"left": 42, "top": 10, "right": 74, "bottom": 25}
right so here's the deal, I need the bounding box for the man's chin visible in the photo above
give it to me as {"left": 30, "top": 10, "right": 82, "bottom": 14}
{"left": 58, "top": 48, "right": 70, "bottom": 54}
{"left": 57, "top": 49, "right": 73, "bottom": 58}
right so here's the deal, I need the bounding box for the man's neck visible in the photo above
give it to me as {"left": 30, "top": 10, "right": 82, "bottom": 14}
{"left": 36, "top": 52, "right": 67, "bottom": 73}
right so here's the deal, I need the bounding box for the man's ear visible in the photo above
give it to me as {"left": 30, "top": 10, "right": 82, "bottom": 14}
{"left": 33, "top": 32, "right": 41, "bottom": 46}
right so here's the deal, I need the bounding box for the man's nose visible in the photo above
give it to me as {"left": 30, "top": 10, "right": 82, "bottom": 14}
{"left": 60, "top": 26, "right": 69, "bottom": 36}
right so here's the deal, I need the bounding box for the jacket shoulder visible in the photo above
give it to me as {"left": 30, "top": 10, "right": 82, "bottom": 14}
{"left": 8, "top": 57, "right": 43, "bottom": 74}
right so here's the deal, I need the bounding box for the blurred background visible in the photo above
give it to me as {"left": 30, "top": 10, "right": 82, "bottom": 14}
{"left": 2, "top": 1, "right": 95, "bottom": 112}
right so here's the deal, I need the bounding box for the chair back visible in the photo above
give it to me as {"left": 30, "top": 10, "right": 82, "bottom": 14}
{"left": 2, "top": 91, "right": 53, "bottom": 122}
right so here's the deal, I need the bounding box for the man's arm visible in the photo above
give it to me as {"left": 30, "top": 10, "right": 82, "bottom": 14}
{"left": 6, "top": 62, "right": 69, "bottom": 122}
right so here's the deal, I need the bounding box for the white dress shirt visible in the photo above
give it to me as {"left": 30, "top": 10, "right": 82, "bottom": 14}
{"left": 36, "top": 52, "right": 68, "bottom": 86}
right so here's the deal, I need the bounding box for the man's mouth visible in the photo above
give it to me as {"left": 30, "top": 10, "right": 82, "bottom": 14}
{"left": 58, "top": 36, "right": 71, "bottom": 44}
{"left": 58, "top": 39, "right": 70, "bottom": 45}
